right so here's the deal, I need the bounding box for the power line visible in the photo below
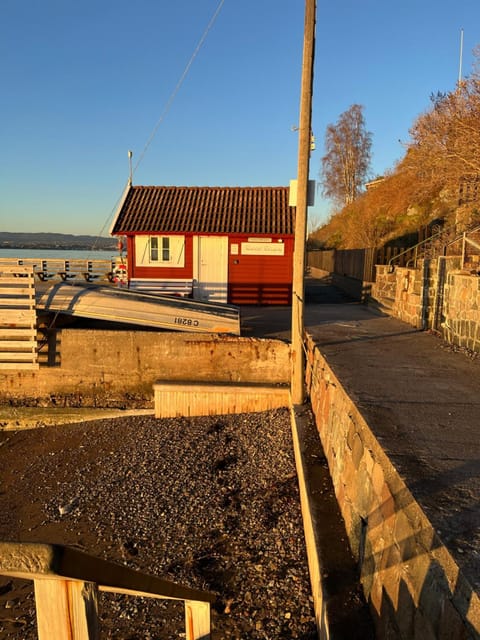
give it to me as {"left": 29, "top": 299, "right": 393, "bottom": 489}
{"left": 133, "top": 0, "right": 226, "bottom": 175}
{"left": 95, "top": 1, "right": 225, "bottom": 244}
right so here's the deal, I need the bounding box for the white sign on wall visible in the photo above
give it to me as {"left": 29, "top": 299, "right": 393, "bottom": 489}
{"left": 241, "top": 242, "right": 285, "bottom": 256}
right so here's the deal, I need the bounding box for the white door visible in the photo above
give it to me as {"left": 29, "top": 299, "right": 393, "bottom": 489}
{"left": 194, "top": 236, "right": 228, "bottom": 303}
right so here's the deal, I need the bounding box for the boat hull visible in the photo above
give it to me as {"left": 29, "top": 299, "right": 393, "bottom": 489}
{"left": 37, "top": 283, "right": 241, "bottom": 335}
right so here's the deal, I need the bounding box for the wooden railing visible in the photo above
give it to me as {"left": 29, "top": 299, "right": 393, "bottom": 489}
{"left": 0, "top": 257, "right": 118, "bottom": 283}
{"left": 0, "top": 542, "right": 215, "bottom": 639}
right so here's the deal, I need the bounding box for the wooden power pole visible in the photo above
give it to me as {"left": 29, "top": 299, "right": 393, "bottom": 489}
{"left": 291, "top": 0, "right": 316, "bottom": 404}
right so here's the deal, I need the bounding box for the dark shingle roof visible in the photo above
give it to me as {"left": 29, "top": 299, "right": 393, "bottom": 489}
{"left": 111, "top": 186, "right": 295, "bottom": 235}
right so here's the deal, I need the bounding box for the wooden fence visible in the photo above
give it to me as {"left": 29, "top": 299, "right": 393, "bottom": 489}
{"left": 0, "top": 266, "right": 38, "bottom": 370}
{"left": 307, "top": 246, "right": 417, "bottom": 282}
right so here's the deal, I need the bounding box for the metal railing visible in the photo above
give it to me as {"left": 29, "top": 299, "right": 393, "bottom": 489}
{"left": 387, "top": 224, "right": 452, "bottom": 271}
{"left": 0, "top": 541, "right": 215, "bottom": 639}
{"left": 461, "top": 226, "right": 480, "bottom": 269}
{"left": 388, "top": 222, "right": 480, "bottom": 271}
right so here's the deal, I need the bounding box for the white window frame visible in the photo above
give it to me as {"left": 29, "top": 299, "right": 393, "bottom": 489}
{"left": 149, "top": 236, "right": 171, "bottom": 263}
{"left": 135, "top": 235, "right": 185, "bottom": 268}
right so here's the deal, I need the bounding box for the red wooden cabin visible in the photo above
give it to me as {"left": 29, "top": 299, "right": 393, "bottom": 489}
{"left": 110, "top": 185, "right": 295, "bottom": 305}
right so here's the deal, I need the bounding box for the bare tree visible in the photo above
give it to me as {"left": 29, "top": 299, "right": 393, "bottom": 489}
{"left": 406, "top": 73, "right": 480, "bottom": 194}
{"left": 320, "top": 104, "right": 372, "bottom": 206}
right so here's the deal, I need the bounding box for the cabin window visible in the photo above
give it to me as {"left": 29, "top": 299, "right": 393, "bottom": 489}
{"left": 150, "top": 237, "right": 159, "bottom": 261}
{"left": 149, "top": 237, "right": 170, "bottom": 262}
{"left": 136, "top": 235, "right": 185, "bottom": 268}
{"left": 162, "top": 237, "right": 170, "bottom": 261}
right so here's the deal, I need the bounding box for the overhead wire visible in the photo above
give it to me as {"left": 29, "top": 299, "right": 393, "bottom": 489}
{"left": 133, "top": 0, "right": 226, "bottom": 176}
{"left": 92, "top": 0, "right": 226, "bottom": 249}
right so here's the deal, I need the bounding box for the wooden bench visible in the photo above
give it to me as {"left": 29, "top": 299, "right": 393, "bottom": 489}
{"left": 83, "top": 260, "right": 113, "bottom": 282}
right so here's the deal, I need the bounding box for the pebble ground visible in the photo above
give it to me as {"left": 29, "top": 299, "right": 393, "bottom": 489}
{"left": 0, "top": 409, "right": 317, "bottom": 639}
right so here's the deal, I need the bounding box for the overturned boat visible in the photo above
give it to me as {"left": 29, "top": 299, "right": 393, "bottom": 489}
{"left": 37, "top": 282, "right": 241, "bottom": 335}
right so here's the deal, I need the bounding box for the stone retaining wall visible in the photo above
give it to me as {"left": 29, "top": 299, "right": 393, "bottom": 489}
{"left": 372, "top": 260, "right": 480, "bottom": 353}
{"left": 0, "top": 329, "right": 290, "bottom": 407}
{"left": 443, "top": 273, "right": 480, "bottom": 352}
{"left": 305, "top": 334, "right": 479, "bottom": 639}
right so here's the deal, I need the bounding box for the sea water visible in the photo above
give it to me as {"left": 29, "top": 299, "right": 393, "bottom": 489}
{"left": 0, "top": 248, "right": 119, "bottom": 261}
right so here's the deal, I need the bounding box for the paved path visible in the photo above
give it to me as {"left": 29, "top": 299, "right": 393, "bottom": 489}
{"left": 242, "top": 276, "right": 480, "bottom": 594}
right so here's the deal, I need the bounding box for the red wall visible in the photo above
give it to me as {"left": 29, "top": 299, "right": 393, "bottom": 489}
{"left": 227, "top": 235, "right": 294, "bottom": 305}
{"left": 125, "top": 233, "right": 294, "bottom": 305}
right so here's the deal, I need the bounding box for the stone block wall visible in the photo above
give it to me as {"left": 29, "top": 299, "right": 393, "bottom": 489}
{"left": 443, "top": 273, "right": 480, "bottom": 352}
{"left": 305, "top": 335, "right": 479, "bottom": 639}
{"left": 372, "top": 266, "right": 423, "bottom": 328}
{"left": 372, "top": 259, "right": 480, "bottom": 354}
{"left": 371, "top": 266, "right": 397, "bottom": 308}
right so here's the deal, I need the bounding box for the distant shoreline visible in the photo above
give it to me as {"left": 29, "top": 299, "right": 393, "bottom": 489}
{"left": 0, "top": 232, "right": 118, "bottom": 253}
{"left": 0, "top": 245, "right": 116, "bottom": 251}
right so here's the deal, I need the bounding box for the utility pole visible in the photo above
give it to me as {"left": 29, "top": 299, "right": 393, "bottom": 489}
{"left": 291, "top": 0, "right": 316, "bottom": 404}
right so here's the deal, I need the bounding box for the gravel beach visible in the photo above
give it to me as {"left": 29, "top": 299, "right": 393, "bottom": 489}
{"left": 0, "top": 409, "right": 317, "bottom": 639}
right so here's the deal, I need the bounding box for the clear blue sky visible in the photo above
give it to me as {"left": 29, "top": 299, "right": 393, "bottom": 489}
{"left": 1, "top": 0, "right": 478, "bottom": 235}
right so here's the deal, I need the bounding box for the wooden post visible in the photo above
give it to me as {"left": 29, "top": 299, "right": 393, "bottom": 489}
{"left": 34, "top": 579, "right": 99, "bottom": 640}
{"left": 185, "top": 600, "right": 211, "bottom": 640}
{"left": 291, "top": 0, "right": 316, "bottom": 404}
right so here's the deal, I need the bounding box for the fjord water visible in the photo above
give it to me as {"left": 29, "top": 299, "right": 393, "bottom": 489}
{"left": 0, "top": 249, "right": 118, "bottom": 260}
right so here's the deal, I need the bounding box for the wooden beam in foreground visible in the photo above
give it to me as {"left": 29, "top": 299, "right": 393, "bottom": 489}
{"left": 0, "top": 542, "right": 215, "bottom": 640}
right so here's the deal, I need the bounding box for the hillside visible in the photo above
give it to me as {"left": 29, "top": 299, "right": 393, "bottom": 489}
{"left": 0, "top": 232, "right": 117, "bottom": 251}
{"left": 311, "top": 54, "right": 480, "bottom": 250}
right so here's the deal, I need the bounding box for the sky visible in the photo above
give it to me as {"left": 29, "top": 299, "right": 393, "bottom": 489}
{"left": 1, "top": 0, "right": 479, "bottom": 236}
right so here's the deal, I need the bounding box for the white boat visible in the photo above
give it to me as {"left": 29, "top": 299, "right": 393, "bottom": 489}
{"left": 37, "top": 282, "right": 241, "bottom": 335}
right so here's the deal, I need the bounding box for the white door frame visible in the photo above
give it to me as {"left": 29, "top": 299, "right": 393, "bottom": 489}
{"left": 193, "top": 236, "right": 228, "bottom": 303}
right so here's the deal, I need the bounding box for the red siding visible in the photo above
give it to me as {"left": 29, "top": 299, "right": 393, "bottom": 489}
{"left": 125, "top": 233, "right": 294, "bottom": 305}
{"left": 227, "top": 236, "right": 294, "bottom": 305}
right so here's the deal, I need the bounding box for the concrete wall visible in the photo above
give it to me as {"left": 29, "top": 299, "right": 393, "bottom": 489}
{"left": 0, "top": 329, "right": 290, "bottom": 407}
{"left": 304, "top": 334, "right": 479, "bottom": 639}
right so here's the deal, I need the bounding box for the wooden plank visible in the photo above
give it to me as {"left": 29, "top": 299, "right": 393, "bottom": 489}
{"left": 0, "top": 306, "right": 35, "bottom": 314}
{"left": 0, "top": 352, "right": 37, "bottom": 361}
{"left": 34, "top": 579, "right": 99, "bottom": 640}
{"left": 0, "top": 362, "right": 39, "bottom": 370}
{"left": 0, "top": 290, "right": 35, "bottom": 298}
{"left": 0, "top": 328, "right": 36, "bottom": 338}
{"left": 0, "top": 278, "right": 35, "bottom": 286}
{"left": 0, "top": 340, "right": 37, "bottom": 349}
{"left": 0, "top": 309, "right": 36, "bottom": 324}
{"left": 0, "top": 303, "right": 35, "bottom": 311}
{"left": 0, "top": 542, "right": 216, "bottom": 604}
{"left": 185, "top": 600, "right": 211, "bottom": 640}
{"left": 0, "top": 268, "right": 34, "bottom": 275}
